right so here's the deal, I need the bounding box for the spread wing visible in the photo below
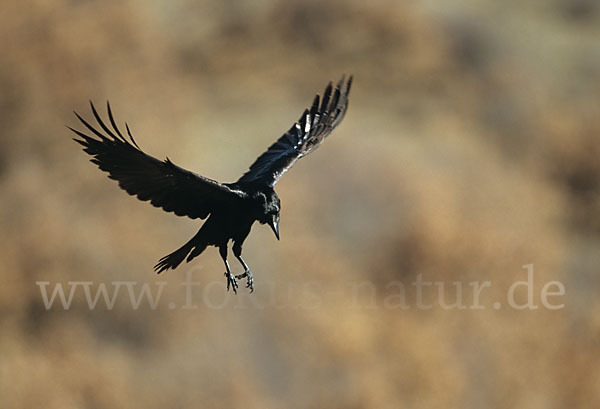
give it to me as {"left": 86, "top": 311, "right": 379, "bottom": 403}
{"left": 70, "top": 102, "right": 245, "bottom": 220}
{"left": 237, "top": 75, "right": 352, "bottom": 187}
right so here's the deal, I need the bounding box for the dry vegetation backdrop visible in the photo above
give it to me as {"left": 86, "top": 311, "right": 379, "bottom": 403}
{"left": 1, "top": 0, "right": 599, "bottom": 408}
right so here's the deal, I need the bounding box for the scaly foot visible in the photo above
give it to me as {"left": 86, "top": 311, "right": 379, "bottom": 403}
{"left": 236, "top": 269, "right": 254, "bottom": 293}
{"left": 224, "top": 271, "right": 239, "bottom": 294}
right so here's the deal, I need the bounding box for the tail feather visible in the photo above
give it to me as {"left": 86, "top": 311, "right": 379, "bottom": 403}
{"left": 186, "top": 243, "right": 207, "bottom": 262}
{"left": 154, "top": 231, "right": 207, "bottom": 274}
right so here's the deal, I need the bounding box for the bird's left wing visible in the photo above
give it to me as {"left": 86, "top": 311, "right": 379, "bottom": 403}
{"left": 70, "top": 102, "right": 245, "bottom": 220}
{"left": 236, "top": 75, "right": 352, "bottom": 187}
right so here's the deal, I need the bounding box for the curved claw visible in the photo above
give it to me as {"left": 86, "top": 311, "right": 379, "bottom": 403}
{"left": 247, "top": 275, "right": 254, "bottom": 293}
{"left": 236, "top": 270, "right": 254, "bottom": 293}
{"left": 225, "top": 272, "right": 238, "bottom": 294}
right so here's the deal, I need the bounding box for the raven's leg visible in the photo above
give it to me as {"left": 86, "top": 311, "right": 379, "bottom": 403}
{"left": 219, "top": 245, "right": 238, "bottom": 294}
{"left": 233, "top": 243, "right": 253, "bottom": 292}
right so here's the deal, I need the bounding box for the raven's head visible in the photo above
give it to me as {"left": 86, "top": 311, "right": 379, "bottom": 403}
{"left": 256, "top": 190, "right": 280, "bottom": 240}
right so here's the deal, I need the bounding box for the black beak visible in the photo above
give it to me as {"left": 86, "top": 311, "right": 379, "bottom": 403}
{"left": 268, "top": 218, "right": 280, "bottom": 240}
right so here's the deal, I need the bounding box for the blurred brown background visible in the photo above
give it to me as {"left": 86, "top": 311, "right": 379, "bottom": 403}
{"left": 1, "top": 0, "right": 600, "bottom": 408}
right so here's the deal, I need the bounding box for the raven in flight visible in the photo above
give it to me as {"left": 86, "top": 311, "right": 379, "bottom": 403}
{"left": 70, "top": 76, "right": 352, "bottom": 293}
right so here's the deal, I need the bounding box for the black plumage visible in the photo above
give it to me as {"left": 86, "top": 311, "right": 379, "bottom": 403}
{"left": 70, "top": 76, "right": 352, "bottom": 292}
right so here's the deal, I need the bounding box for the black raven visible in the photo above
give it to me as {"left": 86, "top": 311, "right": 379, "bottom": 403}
{"left": 70, "top": 76, "right": 352, "bottom": 293}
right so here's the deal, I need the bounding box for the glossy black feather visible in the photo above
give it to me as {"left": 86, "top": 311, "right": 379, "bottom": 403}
{"left": 70, "top": 102, "right": 245, "bottom": 220}
{"left": 237, "top": 75, "right": 353, "bottom": 187}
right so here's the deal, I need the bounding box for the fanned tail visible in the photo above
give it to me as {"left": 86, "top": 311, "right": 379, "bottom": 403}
{"left": 154, "top": 230, "right": 207, "bottom": 273}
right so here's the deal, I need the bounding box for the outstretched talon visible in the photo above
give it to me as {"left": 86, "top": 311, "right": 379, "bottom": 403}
{"left": 224, "top": 271, "right": 239, "bottom": 294}
{"left": 236, "top": 270, "right": 254, "bottom": 293}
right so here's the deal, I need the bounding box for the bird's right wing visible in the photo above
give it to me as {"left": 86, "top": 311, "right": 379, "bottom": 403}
{"left": 70, "top": 102, "right": 245, "bottom": 220}
{"left": 236, "top": 75, "right": 352, "bottom": 187}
